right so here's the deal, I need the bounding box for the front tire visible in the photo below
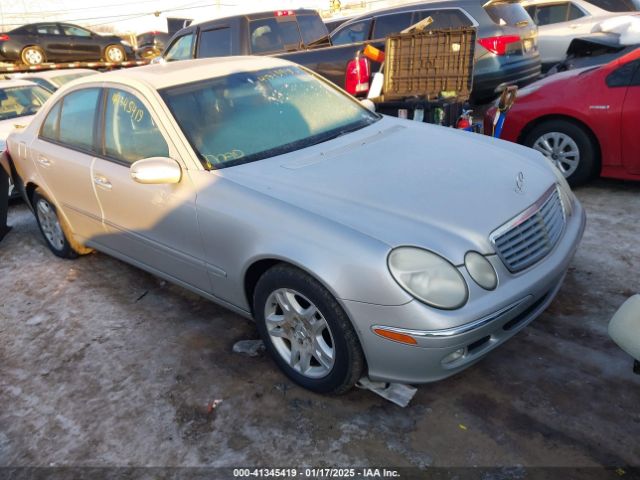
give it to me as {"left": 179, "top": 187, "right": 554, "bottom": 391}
{"left": 253, "top": 264, "right": 365, "bottom": 394}
{"left": 21, "top": 46, "right": 46, "bottom": 66}
{"left": 33, "top": 188, "right": 91, "bottom": 259}
{"left": 104, "top": 44, "right": 126, "bottom": 63}
{"left": 524, "top": 119, "right": 598, "bottom": 186}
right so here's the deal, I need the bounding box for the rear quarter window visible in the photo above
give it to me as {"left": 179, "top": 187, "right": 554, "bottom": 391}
{"left": 485, "top": 2, "right": 533, "bottom": 26}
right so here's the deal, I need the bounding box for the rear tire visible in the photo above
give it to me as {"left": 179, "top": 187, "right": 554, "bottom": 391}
{"left": 20, "top": 46, "right": 46, "bottom": 66}
{"left": 253, "top": 264, "right": 365, "bottom": 394}
{"left": 33, "top": 188, "right": 92, "bottom": 259}
{"left": 104, "top": 44, "right": 126, "bottom": 63}
{"left": 523, "top": 119, "right": 598, "bottom": 187}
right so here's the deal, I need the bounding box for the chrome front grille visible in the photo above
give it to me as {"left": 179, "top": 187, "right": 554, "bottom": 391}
{"left": 491, "top": 186, "right": 565, "bottom": 273}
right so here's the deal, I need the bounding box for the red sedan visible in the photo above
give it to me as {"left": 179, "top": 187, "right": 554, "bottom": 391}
{"left": 487, "top": 48, "right": 640, "bottom": 186}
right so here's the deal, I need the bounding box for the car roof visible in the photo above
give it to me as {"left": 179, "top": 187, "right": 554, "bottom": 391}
{"left": 0, "top": 79, "right": 39, "bottom": 88}
{"left": 11, "top": 68, "right": 97, "bottom": 80}
{"left": 331, "top": 0, "right": 484, "bottom": 29}
{"left": 71, "top": 56, "right": 296, "bottom": 91}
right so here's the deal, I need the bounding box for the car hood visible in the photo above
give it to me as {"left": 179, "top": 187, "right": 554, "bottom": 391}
{"left": 0, "top": 115, "right": 34, "bottom": 148}
{"left": 220, "top": 117, "right": 558, "bottom": 263}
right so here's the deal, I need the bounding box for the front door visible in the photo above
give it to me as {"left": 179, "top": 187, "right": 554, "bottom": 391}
{"left": 91, "top": 86, "right": 210, "bottom": 292}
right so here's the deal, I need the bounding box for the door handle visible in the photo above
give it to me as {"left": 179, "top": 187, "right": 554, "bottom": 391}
{"left": 93, "top": 175, "right": 112, "bottom": 190}
{"left": 37, "top": 156, "right": 51, "bottom": 167}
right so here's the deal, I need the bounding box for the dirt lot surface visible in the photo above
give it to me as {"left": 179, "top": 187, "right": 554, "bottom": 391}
{"left": 1, "top": 179, "right": 639, "bottom": 474}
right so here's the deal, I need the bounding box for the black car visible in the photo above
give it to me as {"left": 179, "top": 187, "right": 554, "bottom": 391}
{"left": 0, "top": 22, "right": 134, "bottom": 66}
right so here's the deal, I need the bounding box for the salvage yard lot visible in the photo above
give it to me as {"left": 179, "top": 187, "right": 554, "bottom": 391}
{"left": 1, "top": 179, "right": 639, "bottom": 468}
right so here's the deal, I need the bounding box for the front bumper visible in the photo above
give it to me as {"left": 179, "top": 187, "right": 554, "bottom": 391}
{"left": 344, "top": 199, "right": 586, "bottom": 384}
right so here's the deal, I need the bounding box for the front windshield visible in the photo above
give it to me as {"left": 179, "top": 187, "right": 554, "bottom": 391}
{"left": 161, "top": 66, "right": 379, "bottom": 169}
{"left": 0, "top": 85, "right": 51, "bottom": 121}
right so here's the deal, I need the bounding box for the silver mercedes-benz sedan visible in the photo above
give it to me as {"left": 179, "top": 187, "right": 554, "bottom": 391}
{"left": 2, "top": 57, "right": 586, "bottom": 394}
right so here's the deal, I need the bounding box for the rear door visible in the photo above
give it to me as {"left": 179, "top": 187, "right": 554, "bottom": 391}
{"left": 60, "top": 24, "right": 101, "bottom": 60}
{"left": 34, "top": 23, "right": 70, "bottom": 60}
{"left": 30, "top": 87, "right": 105, "bottom": 241}
{"left": 621, "top": 59, "right": 640, "bottom": 174}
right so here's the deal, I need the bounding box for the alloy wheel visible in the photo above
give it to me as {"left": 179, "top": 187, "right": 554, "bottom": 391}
{"left": 533, "top": 132, "right": 580, "bottom": 178}
{"left": 264, "top": 288, "right": 335, "bottom": 379}
{"left": 106, "top": 47, "right": 124, "bottom": 62}
{"left": 24, "top": 48, "right": 44, "bottom": 65}
{"left": 36, "top": 198, "right": 64, "bottom": 251}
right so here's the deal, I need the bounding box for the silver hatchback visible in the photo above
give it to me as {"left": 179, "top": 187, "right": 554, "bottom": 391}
{"left": 4, "top": 57, "right": 585, "bottom": 393}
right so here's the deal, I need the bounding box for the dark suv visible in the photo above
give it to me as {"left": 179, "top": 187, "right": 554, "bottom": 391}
{"left": 330, "top": 0, "right": 542, "bottom": 102}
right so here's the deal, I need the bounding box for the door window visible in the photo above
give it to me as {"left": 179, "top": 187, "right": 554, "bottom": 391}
{"left": 531, "top": 4, "right": 570, "bottom": 26}
{"left": 164, "top": 33, "right": 195, "bottom": 61}
{"left": 413, "top": 9, "right": 474, "bottom": 29}
{"left": 197, "top": 27, "right": 232, "bottom": 57}
{"left": 372, "top": 12, "right": 413, "bottom": 39}
{"left": 36, "top": 24, "right": 61, "bottom": 35}
{"left": 330, "top": 19, "right": 372, "bottom": 45}
{"left": 62, "top": 25, "right": 92, "bottom": 37}
{"left": 57, "top": 88, "right": 100, "bottom": 151}
{"left": 607, "top": 59, "right": 640, "bottom": 87}
{"left": 102, "top": 89, "right": 169, "bottom": 164}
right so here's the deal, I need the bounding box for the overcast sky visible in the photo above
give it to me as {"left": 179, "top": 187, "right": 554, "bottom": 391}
{"left": 0, "top": 0, "right": 376, "bottom": 33}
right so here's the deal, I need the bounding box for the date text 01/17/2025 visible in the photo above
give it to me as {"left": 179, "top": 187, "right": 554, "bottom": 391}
{"left": 232, "top": 468, "right": 401, "bottom": 478}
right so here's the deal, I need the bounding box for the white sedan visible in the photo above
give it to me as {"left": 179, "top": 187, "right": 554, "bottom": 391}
{"left": 4, "top": 57, "right": 585, "bottom": 393}
{"left": 8, "top": 68, "right": 97, "bottom": 93}
{"left": 0, "top": 79, "right": 51, "bottom": 197}
{"left": 521, "top": 0, "right": 640, "bottom": 69}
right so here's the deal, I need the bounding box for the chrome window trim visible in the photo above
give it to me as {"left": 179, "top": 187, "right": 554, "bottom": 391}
{"left": 372, "top": 296, "right": 530, "bottom": 338}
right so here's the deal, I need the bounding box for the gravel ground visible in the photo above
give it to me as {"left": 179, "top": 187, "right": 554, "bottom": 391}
{"left": 1, "top": 179, "right": 639, "bottom": 474}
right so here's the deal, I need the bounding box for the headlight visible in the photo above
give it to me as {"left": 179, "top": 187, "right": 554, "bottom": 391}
{"left": 464, "top": 252, "right": 497, "bottom": 290}
{"left": 388, "top": 247, "right": 468, "bottom": 310}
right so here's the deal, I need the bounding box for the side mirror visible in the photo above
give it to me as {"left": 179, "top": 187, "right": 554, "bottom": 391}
{"left": 360, "top": 99, "right": 376, "bottom": 113}
{"left": 130, "top": 157, "right": 182, "bottom": 184}
{"left": 609, "top": 294, "right": 640, "bottom": 374}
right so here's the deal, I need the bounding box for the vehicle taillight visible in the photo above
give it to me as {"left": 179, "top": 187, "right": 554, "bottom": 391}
{"left": 345, "top": 56, "right": 370, "bottom": 96}
{"left": 0, "top": 34, "right": 10, "bottom": 42}
{"left": 478, "top": 35, "right": 520, "bottom": 56}
{"left": 275, "top": 10, "right": 294, "bottom": 17}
